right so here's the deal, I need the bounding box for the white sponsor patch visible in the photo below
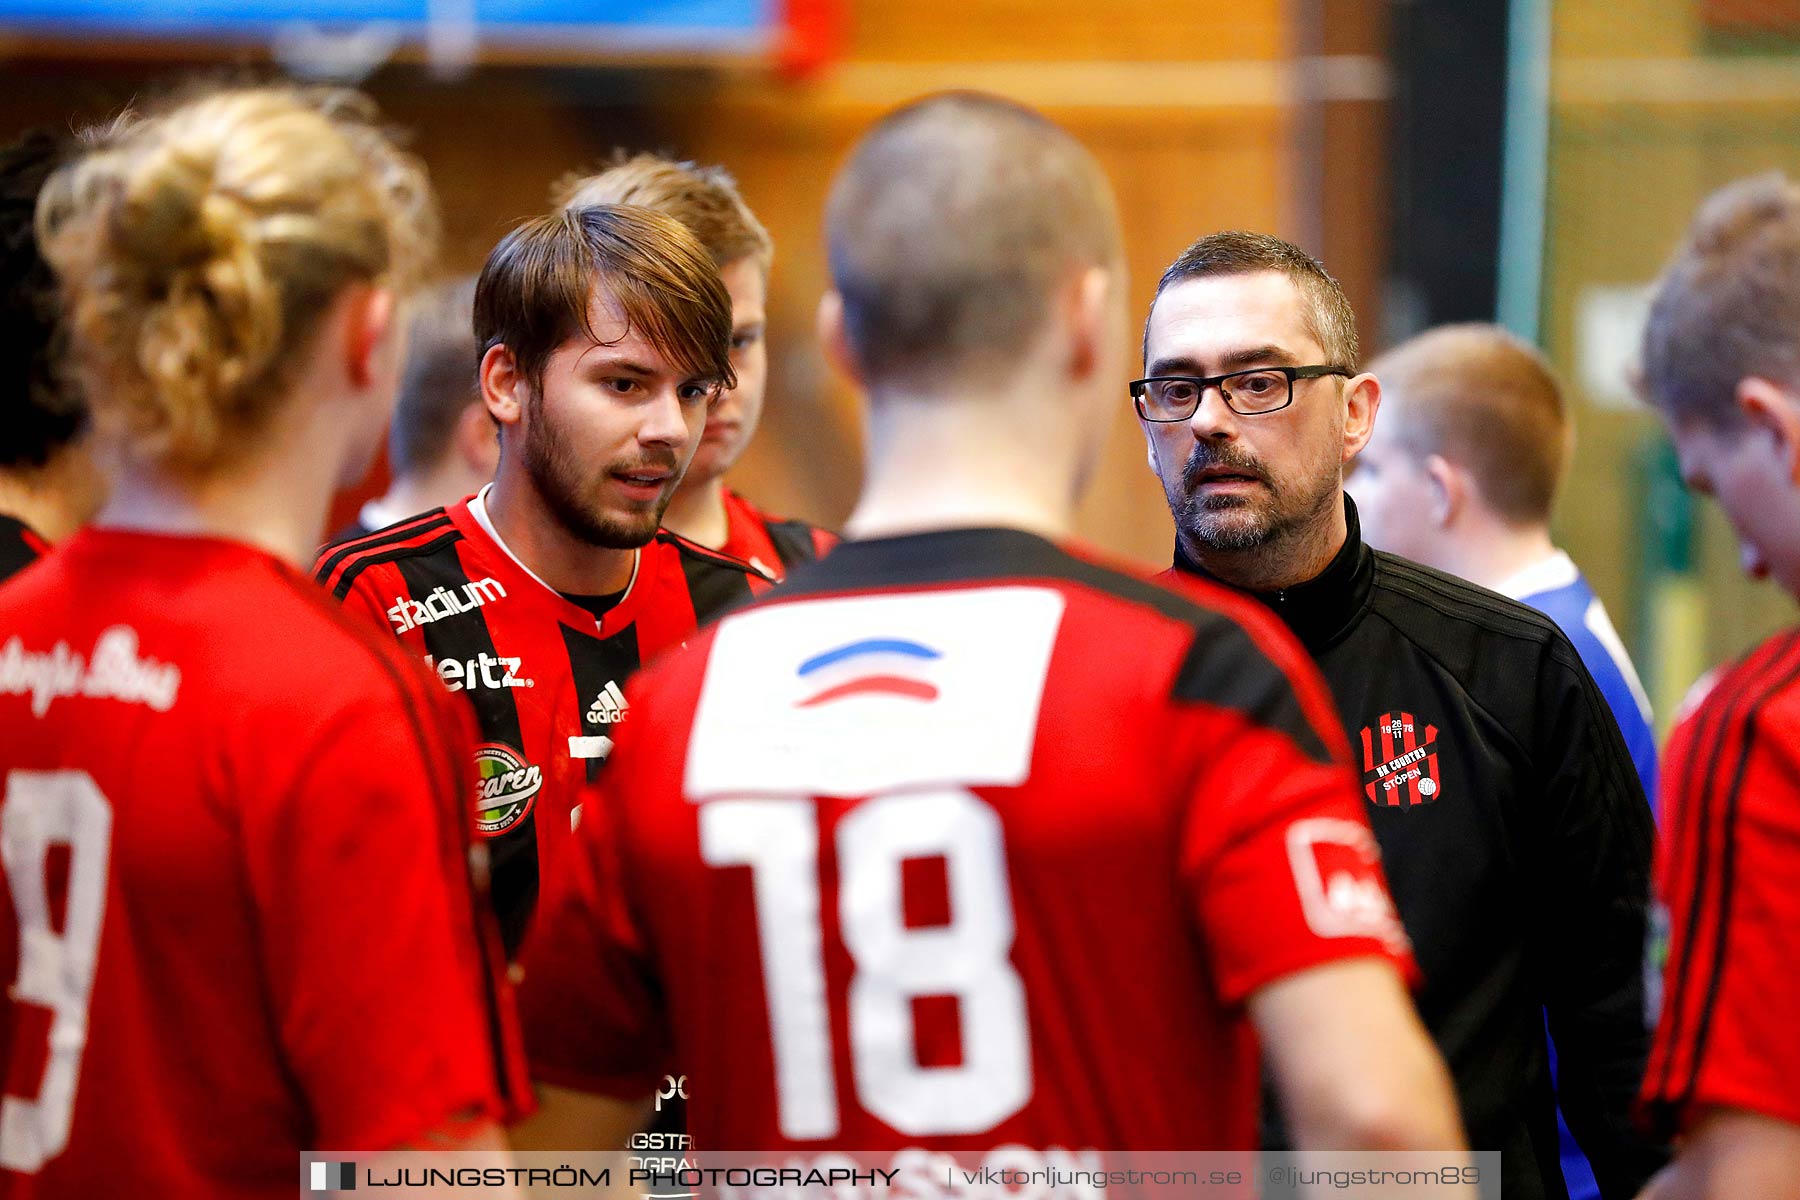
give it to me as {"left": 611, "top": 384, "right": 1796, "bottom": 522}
{"left": 0, "top": 626, "right": 181, "bottom": 717}
{"left": 568, "top": 735, "right": 614, "bottom": 762}
{"left": 686, "top": 587, "right": 1064, "bottom": 799}
{"left": 1286, "top": 818, "right": 1409, "bottom": 952}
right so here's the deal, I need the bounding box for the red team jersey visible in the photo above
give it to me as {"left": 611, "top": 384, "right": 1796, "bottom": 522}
{"left": 718, "top": 489, "right": 836, "bottom": 584}
{"left": 0, "top": 529, "right": 524, "bottom": 1199}
{"left": 518, "top": 527, "right": 1412, "bottom": 1150}
{"left": 315, "top": 488, "right": 765, "bottom": 952}
{"left": 1641, "top": 627, "right": 1800, "bottom": 1137}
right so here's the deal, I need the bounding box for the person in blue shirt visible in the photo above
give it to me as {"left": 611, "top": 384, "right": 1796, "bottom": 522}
{"left": 1490, "top": 550, "right": 1656, "bottom": 801}
{"left": 1346, "top": 321, "right": 1655, "bottom": 1200}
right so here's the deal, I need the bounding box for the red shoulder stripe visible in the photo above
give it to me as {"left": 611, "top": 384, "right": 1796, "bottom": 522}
{"left": 314, "top": 511, "right": 455, "bottom": 596}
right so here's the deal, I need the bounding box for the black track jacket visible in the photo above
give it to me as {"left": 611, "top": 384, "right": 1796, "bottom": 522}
{"left": 1171, "top": 496, "right": 1665, "bottom": 1200}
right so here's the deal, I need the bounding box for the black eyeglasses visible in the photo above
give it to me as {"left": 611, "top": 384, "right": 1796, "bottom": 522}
{"left": 1130, "top": 365, "right": 1352, "bottom": 421}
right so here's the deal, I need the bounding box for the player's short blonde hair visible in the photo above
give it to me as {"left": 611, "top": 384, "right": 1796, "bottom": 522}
{"left": 37, "top": 84, "right": 437, "bottom": 474}
{"left": 556, "top": 152, "right": 772, "bottom": 277}
{"left": 1368, "top": 323, "right": 1571, "bottom": 526}
{"left": 825, "top": 92, "right": 1123, "bottom": 393}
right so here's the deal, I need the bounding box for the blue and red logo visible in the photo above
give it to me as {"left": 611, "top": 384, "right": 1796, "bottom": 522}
{"left": 796, "top": 637, "right": 942, "bottom": 708}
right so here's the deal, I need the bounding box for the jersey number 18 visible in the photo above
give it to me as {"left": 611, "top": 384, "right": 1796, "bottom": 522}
{"left": 701, "top": 788, "right": 1032, "bottom": 1140}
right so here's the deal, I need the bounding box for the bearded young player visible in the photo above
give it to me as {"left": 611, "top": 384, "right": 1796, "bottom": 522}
{"left": 560, "top": 154, "right": 836, "bottom": 581}
{"left": 513, "top": 93, "right": 1465, "bottom": 1157}
{"left": 1634, "top": 173, "right": 1800, "bottom": 1200}
{"left": 0, "top": 86, "right": 524, "bottom": 1197}
{"left": 315, "top": 205, "right": 762, "bottom": 953}
{"left": 0, "top": 130, "right": 101, "bottom": 581}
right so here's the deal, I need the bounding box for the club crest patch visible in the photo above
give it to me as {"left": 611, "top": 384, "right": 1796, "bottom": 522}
{"left": 1360, "top": 710, "right": 1442, "bottom": 807}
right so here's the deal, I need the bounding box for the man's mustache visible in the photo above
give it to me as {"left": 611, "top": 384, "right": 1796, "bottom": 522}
{"left": 1181, "top": 443, "right": 1268, "bottom": 487}
{"left": 611, "top": 450, "right": 682, "bottom": 475}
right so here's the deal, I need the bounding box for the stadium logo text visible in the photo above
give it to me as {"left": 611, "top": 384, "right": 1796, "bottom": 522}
{"left": 0, "top": 626, "right": 181, "bottom": 717}
{"left": 426, "top": 651, "right": 531, "bottom": 692}
{"left": 387, "top": 577, "right": 507, "bottom": 634}
{"left": 474, "top": 743, "right": 542, "bottom": 835}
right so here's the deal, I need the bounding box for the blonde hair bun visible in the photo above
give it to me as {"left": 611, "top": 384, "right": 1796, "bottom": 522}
{"left": 39, "top": 85, "right": 438, "bottom": 473}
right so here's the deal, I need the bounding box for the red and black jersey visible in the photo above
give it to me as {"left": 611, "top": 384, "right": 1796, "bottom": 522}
{"left": 719, "top": 488, "right": 837, "bottom": 583}
{"left": 1641, "top": 627, "right": 1800, "bottom": 1138}
{"left": 517, "top": 526, "right": 1411, "bottom": 1151}
{"left": 0, "top": 513, "right": 48, "bottom": 584}
{"left": 0, "top": 528, "right": 524, "bottom": 1199}
{"left": 314, "top": 488, "right": 765, "bottom": 953}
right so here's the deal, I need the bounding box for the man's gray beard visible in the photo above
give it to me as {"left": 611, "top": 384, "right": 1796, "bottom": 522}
{"left": 1179, "top": 493, "right": 1279, "bottom": 552}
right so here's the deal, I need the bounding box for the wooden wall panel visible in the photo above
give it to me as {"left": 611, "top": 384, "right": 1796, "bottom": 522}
{"left": 0, "top": 0, "right": 1391, "bottom": 565}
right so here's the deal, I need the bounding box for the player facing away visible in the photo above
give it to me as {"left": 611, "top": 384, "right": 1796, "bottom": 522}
{"left": 0, "top": 87, "right": 525, "bottom": 1197}
{"left": 315, "top": 206, "right": 764, "bottom": 953}
{"left": 0, "top": 130, "right": 102, "bottom": 582}
{"left": 513, "top": 93, "right": 1465, "bottom": 1155}
{"left": 560, "top": 154, "right": 836, "bottom": 581}
{"left": 327, "top": 275, "right": 498, "bottom": 545}
{"left": 1634, "top": 173, "right": 1800, "bottom": 1200}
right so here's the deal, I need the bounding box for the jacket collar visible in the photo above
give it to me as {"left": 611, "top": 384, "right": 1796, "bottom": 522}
{"left": 1171, "top": 493, "right": 1375, "bottom": 653}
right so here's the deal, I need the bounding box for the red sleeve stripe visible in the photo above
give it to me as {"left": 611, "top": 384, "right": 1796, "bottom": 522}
{"left": 267, "top": 559, "right": 521, "bottom": 1114}
{"left": 314, "top": 511, "right": 454, "bottom": 596}
{"left": 1646, "top": 630, "right": 1800, "bottom": 1115}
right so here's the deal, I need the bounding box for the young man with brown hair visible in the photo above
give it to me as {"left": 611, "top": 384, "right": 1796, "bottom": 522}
{"left": 1138, "top": 231, "right": 1664, "bottom": 1200}
{"left": 316, "top": 205, "right": 763, "bottom": 953}
{"left": 560, "top": 154, "right": 834, "bottom": 580}
{"left": 1635, "top": 171, "right": 1800, "bottom": 1200}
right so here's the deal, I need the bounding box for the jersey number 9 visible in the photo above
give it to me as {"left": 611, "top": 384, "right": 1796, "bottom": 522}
{"left": 0, "top": 769, "right": 112, "bottom": 1175}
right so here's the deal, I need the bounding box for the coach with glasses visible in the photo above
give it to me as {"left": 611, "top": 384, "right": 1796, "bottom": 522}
{"left": 1138, "top": 231, "right": 1666, "bottom": 1200}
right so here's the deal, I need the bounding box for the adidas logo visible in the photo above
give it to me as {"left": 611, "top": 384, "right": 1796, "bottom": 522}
{"left": 586, "top": 680, "right": 629, "bottom": 726}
